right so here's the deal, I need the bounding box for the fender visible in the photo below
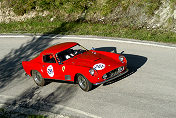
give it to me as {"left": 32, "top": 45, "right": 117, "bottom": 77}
{"left": 63, "top": 64, "right": 98, "bottom": 83}
{"left": 22, "top": 61, "right": 44, "bottom": 77}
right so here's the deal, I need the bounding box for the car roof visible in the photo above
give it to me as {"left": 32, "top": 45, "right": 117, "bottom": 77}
{"left": 41, "top": 42, "right": 78, "bottom": 55}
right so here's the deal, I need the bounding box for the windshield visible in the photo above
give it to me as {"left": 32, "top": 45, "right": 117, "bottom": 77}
{"left": 55, "top": 44, "right": 87, "bottom": 63}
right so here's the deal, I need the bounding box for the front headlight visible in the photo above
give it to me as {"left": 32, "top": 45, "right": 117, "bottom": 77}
{"left": 89, "top": 68, "right": 95, "bottom": 76}
{"left": 119, "top": 56, "right": 124, "bottom": 62}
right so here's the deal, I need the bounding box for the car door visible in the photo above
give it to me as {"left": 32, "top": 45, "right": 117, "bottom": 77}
{"left": 42, "top": 54, "right": 64, "bottom": 80}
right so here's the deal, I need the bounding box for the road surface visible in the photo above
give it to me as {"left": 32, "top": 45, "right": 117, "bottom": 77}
{"left": 0, "top": 35, "right": 176, "bottom": 118}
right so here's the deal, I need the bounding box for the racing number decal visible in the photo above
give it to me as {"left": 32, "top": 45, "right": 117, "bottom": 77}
{"left": 47, "top": 65, "right": 54, "bottom": 77}
{"left": 93, "top": 63, "right": 105, "bottom": 70}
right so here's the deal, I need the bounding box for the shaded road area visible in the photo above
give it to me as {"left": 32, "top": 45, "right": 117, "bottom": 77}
{"left": 0, "top": 35, "right": 176, "bottom": 118}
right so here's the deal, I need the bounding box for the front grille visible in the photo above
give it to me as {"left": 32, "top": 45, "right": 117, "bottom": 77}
{"left": 106, "top": 66, "right": 124, "bottom": 79}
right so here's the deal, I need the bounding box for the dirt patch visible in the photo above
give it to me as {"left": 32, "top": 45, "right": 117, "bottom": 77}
{"left": 0, "top": 2, "right": 49, "bottom": 23}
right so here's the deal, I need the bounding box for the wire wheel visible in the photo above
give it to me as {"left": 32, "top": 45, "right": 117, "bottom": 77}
{"left": 77, "top": 74, "right": 92, "bottom": 92}
{"left": 34, "top": 72, "right": 42, "bottom": 84}
{"left": 32, "top": 70, "right": 45, "bottom": 86}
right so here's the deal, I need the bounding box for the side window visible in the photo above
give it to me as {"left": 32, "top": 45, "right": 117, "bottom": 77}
{"left": 56, "top": 50, "right": 70, "bottom": 63}
{"left": 56, "top": 53, "right": 65, "bottom": 63}
{"left": 43, "top": 54, "right": 56, "bottom": 63}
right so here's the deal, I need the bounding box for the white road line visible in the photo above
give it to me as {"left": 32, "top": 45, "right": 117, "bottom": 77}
{"left": 54, "top": 104, "right": 101, "bottom": 118}
{"left": 0, "top": 35, "right": 176, "bottom": 49}
{"left": 0, "top": 35, "right": 32, "bottom": 38}
{"left": 0, "top": 95, "right": 101, "bottom": 118}
{"left": 60, "top": 36, "right": 176, "bottom": 50}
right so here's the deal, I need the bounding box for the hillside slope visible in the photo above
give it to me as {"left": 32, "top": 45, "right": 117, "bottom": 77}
{"left": 0, "top": 0, "right": 176, "bottom": 32}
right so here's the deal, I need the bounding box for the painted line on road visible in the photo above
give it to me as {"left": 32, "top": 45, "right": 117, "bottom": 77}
{"left": 60, "top": 36, "right": 176, "bottom": 50}
{"left": 0, "top": 35, "right": 31, "bottom": 38}
{"left": 0, "top": 35, "right": 176, "bottom": 49}
{"left": 0, "top": 95, "right": 101, "bottom": 118}
{"left": 54, "top": 104, "right": 101, "bottom": 118}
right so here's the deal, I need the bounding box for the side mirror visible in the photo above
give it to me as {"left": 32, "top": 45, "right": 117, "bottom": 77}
{"left": 121, "top": 51, "right": 124, "bottom": 55}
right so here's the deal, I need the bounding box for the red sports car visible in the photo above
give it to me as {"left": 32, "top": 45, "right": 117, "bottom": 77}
{"left": 22, "top": 42, "right": 128, "bottom": 91}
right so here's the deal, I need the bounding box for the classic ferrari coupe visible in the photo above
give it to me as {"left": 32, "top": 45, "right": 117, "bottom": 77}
{"left": 22, "top": 42, "right": 128, "bottom": 91}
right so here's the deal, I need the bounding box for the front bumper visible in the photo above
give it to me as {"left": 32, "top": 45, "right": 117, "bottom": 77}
{"left": 94, "top": 68, "right": 129, "bottom": 85}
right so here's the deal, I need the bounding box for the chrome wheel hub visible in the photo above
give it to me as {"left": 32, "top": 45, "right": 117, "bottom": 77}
{"left": 34, "top": 73, "right": 41, "bottom": 83}
{"left": 78, "top": 76, "right": 86, "bottom": 89}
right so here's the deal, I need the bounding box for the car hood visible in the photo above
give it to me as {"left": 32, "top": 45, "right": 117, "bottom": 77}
{"left": 65, "top": 51, "right": 124, "bottom": 73}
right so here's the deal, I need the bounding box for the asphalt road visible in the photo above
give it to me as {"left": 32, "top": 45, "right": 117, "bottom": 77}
{"left": 0, "top": 35, "right": 176, "bottom": 118}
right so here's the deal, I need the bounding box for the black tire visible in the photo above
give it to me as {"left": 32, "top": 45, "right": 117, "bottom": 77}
{"left": 32, "top": 70, "right": 45, "bottom": 86}
{"left": 77, "top": 74, "right": 92, "bottom": 92}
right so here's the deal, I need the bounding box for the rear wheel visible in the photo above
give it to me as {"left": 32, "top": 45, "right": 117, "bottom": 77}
{"left": 32, "top": 70, "right": 45, "bottom": 86}
{"left": 77, "top": 74, "right": 92, "bottom": 92}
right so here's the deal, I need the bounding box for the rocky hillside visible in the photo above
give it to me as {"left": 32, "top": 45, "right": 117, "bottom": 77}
{"left": 0, "top": 0, "right": 176, "bottom": 32}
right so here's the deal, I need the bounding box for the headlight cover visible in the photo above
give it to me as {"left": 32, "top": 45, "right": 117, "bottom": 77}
{"left": 119, "top": 55, "right": 124, "bottom": 62}
{"left": 89, "top": 68, "right": 95, "bottom": 76}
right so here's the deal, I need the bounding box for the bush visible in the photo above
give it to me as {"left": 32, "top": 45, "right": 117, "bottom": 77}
{"left": 2, "top": 0, "right": 95, "bottom": 16}
{"left": 1, "top": 0, "right": 163, "bottom": 18}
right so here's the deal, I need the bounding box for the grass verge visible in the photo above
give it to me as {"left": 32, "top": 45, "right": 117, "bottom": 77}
{"left": 0, "top": 16, "right": 176, "bottom": 44}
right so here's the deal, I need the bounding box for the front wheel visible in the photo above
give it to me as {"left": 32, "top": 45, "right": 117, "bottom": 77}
{"left": 32, "top": 70, "right": 45, "bottom": 86}
{"left": 77, "top": 74, "right": 92, "bottom": 92}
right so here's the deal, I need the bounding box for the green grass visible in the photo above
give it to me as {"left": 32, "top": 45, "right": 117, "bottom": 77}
{"left": 0, "top": 16, "right": 176, "bottom": 43}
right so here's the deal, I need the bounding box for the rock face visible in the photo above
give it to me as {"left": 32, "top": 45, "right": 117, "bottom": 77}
{"left": 107, "top": 1, "right": 176, "bottom": 32}
{"left": 0, "top": 1, "right": 176, "bottom": 32}
{"left": 147, "top": 1, "right": 176, "bottom": 31}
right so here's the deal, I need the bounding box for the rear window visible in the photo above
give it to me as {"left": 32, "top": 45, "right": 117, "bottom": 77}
{"left": 43, "top": 54, "right": 56, "bottom": 63}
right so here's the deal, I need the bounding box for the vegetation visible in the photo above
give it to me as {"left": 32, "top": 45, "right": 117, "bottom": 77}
{"left": 2, "top": 0, "right": 95, "bottom": 16}
{"left": 1, "top": 0, "right": 163, "bottom": 17}
{"left": 0, "top": 16, "right": 176, "bottom": 43}
{"left": 0, "top": 0, "right": 176, "bottom": 43}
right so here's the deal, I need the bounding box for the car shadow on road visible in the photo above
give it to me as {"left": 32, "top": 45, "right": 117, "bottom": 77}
{"left": 94, "top": 47, "right": 147, "bottom": 86}
{"left": 0, "top": 21, "right": 80, "bottom": 117}
{"left": 0, "top": 21, "right": 81, "bottom": 91}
